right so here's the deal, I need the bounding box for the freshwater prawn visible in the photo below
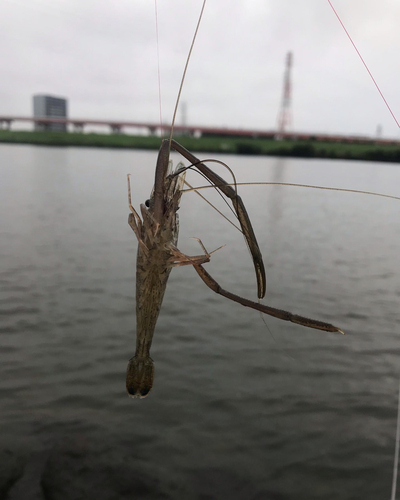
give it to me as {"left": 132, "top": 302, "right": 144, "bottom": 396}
{"left": 125, "top": 1, "right": 400, "bottom": 498}
{"left": 125, "top": 0, "right": 344, "bottom": 399}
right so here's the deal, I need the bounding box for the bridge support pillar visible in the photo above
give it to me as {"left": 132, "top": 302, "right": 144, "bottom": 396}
{"left": 110, "top": 124, "right": 122, "bottom": 134}
{"left": 73, "top": 123, "right": 84, "bottom": 133}
{"left": 0, "top": 120, "right": 12, "bottom": 130}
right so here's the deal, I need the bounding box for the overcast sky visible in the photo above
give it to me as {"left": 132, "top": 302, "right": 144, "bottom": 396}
{"left": 1, "top": 0, "right": 400, "bottom": 138}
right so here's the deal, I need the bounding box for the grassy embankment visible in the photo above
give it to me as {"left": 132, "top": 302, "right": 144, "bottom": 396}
{"left": 1, "top": 129, "right": 400, "bottom": 162}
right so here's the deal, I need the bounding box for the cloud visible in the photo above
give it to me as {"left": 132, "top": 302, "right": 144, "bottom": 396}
{"left": 1, "top": 0, "right": 400, "bottom": 138}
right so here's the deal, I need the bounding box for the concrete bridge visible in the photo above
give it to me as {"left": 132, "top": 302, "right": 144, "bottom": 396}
{"left": 0, "top": 115, "right": 398, "bottom": 145}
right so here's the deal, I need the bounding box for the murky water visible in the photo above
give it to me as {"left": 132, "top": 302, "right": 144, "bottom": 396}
{"left": 1, "top": 143, "right": 400, "bottom": 499}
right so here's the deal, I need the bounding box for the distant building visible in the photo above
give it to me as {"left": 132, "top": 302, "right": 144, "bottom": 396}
{"left": 33, "top": 95, "right": 68, "bottom": 132}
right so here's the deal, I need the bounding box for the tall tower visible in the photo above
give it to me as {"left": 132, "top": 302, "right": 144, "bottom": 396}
{"left": 277, "top": 52, "right": 293, "bottom": 138}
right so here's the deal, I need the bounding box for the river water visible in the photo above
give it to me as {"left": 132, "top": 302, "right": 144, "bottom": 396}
{"left": 1, "top": 143, "right": 400, "bottom": 499}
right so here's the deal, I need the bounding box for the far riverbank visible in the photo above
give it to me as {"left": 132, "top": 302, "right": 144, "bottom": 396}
{"left": 1, "top": 129, "right": 400, "bottom": 163}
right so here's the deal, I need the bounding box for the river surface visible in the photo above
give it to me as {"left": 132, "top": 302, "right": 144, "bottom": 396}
{"left": 1, "top": 143, "right": 400, "bottom": 499}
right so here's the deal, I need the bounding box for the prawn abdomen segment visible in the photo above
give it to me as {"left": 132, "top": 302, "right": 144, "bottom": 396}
{"left": 128, "top": 245, "right": 173, "bottom": 398}
{"left": 128, "top": 164, "right": 186, "bottom": 397}
{"left": 135, "top": 244, "right": 173, "bottom": 352}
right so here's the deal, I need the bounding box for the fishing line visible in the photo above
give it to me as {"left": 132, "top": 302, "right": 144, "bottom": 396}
{"left": 326, "top": 6, "right": 400, "bottom": 494}
{"left": 258, "top": 309, "right": 296, "bottom": 361}
{"left": 391, "top": 376, "right": 400, "bottom": 500}
{"left": 154, "top": 0, "right": 164, "bottom": 138}
{"left": 327, "top": 0, "right": 400, "bottom": 130}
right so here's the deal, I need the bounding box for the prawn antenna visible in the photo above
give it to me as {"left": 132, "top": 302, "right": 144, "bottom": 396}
{"left": 154, "top": 0, "right": 163, "bottom": 137}
{"left": 169, "top": 0, "right": 207, "bottom": 148}
{"left": 182, "top": 182, "right": 400, "bottom": 203}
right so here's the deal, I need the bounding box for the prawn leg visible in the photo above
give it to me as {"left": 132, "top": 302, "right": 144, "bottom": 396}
{"left": 193, "top": 264, "right": 344, "bottom": 334}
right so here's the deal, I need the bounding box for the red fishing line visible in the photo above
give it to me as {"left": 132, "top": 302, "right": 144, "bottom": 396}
{"left": 327, "top": 0, "right": 400, "bottom": 130}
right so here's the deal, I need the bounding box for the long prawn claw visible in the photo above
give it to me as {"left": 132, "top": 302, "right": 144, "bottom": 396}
{"left": 170, "top": 139, "right": 266, "bottom": 298}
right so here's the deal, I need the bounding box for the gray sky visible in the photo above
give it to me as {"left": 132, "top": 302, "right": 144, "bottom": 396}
{"left": 1, "top": 0, "right": 400, "bottom": 138}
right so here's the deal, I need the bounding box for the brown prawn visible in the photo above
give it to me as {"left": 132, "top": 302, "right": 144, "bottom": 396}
{"left": 126, "top": 139, "right": 343, "bottom": 398}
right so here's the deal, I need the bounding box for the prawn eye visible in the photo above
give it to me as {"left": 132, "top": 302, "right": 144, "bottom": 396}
{"left": 145, "top": 199, "right": 150, "bottom": 207}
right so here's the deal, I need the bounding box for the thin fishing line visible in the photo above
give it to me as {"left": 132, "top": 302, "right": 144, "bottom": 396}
{"left": 327, "top": 0, "right": 400, "bottom": 130}
{"left": 258, "top": 309, "right": 296, "bottom": 361}
{"left": 168, "top": 0, "right": 207, "bottom": 148}
{"left": 391, "top": 376, "right": 400, "bottom": 500}
{"left": 306, "top": 12, "right": 400, "bottom": 493}
{"left": 154, "top": 0, "right": 164, "bottom": 137}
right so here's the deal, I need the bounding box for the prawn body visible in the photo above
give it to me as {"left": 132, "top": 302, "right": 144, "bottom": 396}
{"left": 126, "top": 1, "right": 343, "bottom": 399}
{"left": 126, "top": 141, "right": 183, "bottom": 397}
{"left": 127, "top": 140, "right": 344, "bottom": 398}
{"left": 126, "top": 140, "right": 209, "bottom": 397}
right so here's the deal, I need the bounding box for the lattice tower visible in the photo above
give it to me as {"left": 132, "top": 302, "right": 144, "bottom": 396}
{"left": 277, "top": 52, "right": 293, "bottom": 137}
